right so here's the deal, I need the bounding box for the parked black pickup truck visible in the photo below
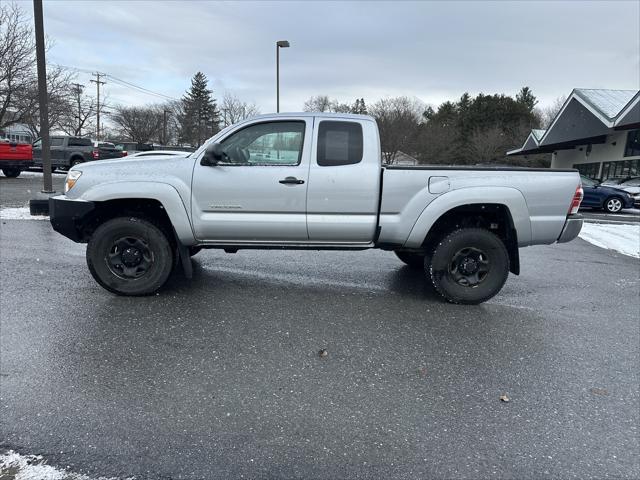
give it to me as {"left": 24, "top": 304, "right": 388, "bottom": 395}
{"left": 33, "top": 136, "right": 123, "bottom": 171}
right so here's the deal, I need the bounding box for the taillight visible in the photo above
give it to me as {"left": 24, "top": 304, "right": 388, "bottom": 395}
{"left": 569, "top": 184, "right": 583, "bottom": 215}
{"left": 121, "top": 150, "right": 128, "bottom": 157}
{"left": 92, "top": 149, "right": 99, "bottom": 160}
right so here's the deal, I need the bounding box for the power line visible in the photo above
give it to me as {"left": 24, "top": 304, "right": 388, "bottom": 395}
{"left": 52, "top": 63, "right": 178, "bottom": 102}
{"left": 104, "top": 74, "right": 178, "bottom": 101}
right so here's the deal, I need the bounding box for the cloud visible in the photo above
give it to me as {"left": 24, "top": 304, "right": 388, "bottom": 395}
{"left": 32, "top": 0, "right": 640, "bottom": 112}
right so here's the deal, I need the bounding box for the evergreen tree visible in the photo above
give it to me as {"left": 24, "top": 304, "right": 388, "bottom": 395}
{"left": 178, "top": 72, "right": 220, "bottom": 147}
{"left": 351, "top": 98, "right": 368, "bottom": 114}
{"left": 516, "top": 86, "right": 538, "bottom": 112}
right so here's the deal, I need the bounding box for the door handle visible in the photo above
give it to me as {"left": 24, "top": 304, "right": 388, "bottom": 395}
{"left": 279, "top": 177, "right": 305, "bottom": 185}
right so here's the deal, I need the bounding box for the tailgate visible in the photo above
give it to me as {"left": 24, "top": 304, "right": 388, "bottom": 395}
{"left": 0, "top": 142, "right": 33, "bottom": 161}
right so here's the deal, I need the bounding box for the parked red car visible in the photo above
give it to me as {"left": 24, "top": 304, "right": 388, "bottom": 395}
{"left": 0, "top": 140, "right": 33, "bottom": 178}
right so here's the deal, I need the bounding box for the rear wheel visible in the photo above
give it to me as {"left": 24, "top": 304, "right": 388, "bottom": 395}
{"left": 603, "top": 196, "right": 623, "bottom": 213}
{"left": 2, "top": 167, "right": 21, "bottom": 178}
{"left": 428, "top": 228, "right": 509, "bottom": 305}
{"left": 86, "top": 217, "right": 174, "bottom": 296}
{"left": 395, "top": 251, "right": 427, "bottom": 269}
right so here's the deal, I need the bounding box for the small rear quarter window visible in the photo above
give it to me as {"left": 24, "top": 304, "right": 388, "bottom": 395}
{"left": 317, "top": 121, "right": 363, "bottom": 166}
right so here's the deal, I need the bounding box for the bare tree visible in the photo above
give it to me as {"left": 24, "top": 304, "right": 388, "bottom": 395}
{"left": 370, "top": 96, "right": 424, "bottom": 164}
{"left": 0, "top": 3, "right": 36, "bottom": 130}
{"left": 303, "top": 95, "right": 333, "bottom": 112}
{"left": 538, "top": 95, "right": 567, "bottom": 129}
{"left": 22, "top": 64, "right": 75, "bottom": 137}
{"left": 220, "top": 92, "right": 260, "bottom": 127}
{"left": 465, "top": 126, "right": 510, "bottom": 165}
{"left": 111, "top": 105, "right": 163, "bottom": 143}
{"left": 159, "top": 100, "right": 183, "bottom": 145}
{"left": 59, "top": 84, "right": 98, "bottom": 136}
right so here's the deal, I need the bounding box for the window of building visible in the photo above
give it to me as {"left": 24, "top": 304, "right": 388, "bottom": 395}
{"left": 624, "top": 130, "right": 640, "bottom": 157}
{"left": 220, "top": 121, "right": 305, "bottom": 166}
{"left": 601, "top": 159, "right": 640, "bottom": 180}
{"left": 317, "top": 121, "right": 363, "bottom": 167}
{"left": 574, "top": 162, "right": 600, "bottom": 179}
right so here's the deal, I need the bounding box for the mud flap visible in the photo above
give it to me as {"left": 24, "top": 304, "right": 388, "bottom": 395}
{"left": 176, "top": 242, "right": 193, "bottom": 279}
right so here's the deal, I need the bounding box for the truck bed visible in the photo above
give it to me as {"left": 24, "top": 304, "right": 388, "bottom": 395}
{"left": 378, "top": 165, "right": 580, "bottom": 248}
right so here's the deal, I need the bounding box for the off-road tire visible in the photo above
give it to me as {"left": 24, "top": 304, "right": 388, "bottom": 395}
{"left": 70, "top": 157, "right": 83, "bottom": 167}
{"left": 2, "top": 167, "right": 20, "bottom": 178}
{"left": 428, "top": 228, "right": 509, "bottom": 305}
{"left": 86, "top": 217, "right": 174, "bottom": 296}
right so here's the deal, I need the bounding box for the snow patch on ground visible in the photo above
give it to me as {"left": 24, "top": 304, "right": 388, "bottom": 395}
{"left": 579, "top": 223, "right": 640, "bottom": 258}
{"left": 0, "top": 207, "right": 49, "bottom": 220}
{"left": 0, "top": 450, "right": 130, "bottom": 479}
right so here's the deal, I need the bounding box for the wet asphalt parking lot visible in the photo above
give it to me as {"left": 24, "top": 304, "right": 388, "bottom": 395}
{"left": 0, "top": 172, "right": 639, "bottom": 479}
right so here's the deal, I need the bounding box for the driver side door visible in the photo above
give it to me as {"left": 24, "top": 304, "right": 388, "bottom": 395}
{"left": 191, "top": 118, "right": 312, "bottom": 243}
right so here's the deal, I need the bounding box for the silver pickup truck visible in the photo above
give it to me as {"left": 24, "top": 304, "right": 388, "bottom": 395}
{"left": 49, "top": 113, "right": 584, "bottom": 304}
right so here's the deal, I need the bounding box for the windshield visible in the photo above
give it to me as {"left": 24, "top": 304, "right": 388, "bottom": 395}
{"left": 601, "top": 178, "right": 624, "bottom": 185}
{"left": 191, "top": 122, "right": 248, "bottom": 159}
{"left": 620, "top": 177, "right": 640, "bottom": 187}
{"left": 580, "top": 176, "right": 597, "bottom": 186}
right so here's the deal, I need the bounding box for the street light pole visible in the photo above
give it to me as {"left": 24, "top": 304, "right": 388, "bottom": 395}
{"left": 33, "top": 0, "right": 53, "bottom": 194}
{"left": 276, "top": 40, "right": 290, "bottom": 113}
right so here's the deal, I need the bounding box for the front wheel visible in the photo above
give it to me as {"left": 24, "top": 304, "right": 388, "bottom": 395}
{"left": 86, "top": 217, "right": 174, "bottom": 296}
{"left": 603, "top": 196, "right": 623, "bottom": 213}
{"left": 428, "top": 228, "right": 509, "bottom": 305}
{"left": 2, "top": 167, "right": 21, "bottom": 178}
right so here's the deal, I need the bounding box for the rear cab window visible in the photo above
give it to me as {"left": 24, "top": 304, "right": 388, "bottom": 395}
{"left": 68, "top": 137, "right": 92, "bottom": 147}
{"left": 317, "top": 121, "right": 363, "bottom": 166}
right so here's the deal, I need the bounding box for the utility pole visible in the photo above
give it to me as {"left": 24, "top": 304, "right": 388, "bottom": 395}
{"left": 33, "top": 0, "right": 53, "bottom": 194}
{"left": 163, "top": 109, "right": 169, "bottom": 145}
{"left": 276, "top": 40, "right": 290, "bottom": 113}
{"left": 71, "top": 83, "right": 84, "bottom": 135}
{"left": 90, "top": 73, "right": 106, "bottom": 140}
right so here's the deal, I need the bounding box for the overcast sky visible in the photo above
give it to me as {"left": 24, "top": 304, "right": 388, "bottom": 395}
{"left": 26, "top": 0, "right": 640, "bottom": 113}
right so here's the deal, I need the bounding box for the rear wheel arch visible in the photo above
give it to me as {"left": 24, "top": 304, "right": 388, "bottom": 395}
{"left": 421, "top": 203, "right": 520, "bottom": 275}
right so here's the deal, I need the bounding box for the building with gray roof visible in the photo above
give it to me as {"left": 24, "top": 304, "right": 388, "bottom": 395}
{"left": 508, "top": 88, "right": 640, "bottom": 180}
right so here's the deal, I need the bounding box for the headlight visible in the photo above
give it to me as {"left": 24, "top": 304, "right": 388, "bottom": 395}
{"left": 65, "top": 170, "right": 82, "bottom": 193}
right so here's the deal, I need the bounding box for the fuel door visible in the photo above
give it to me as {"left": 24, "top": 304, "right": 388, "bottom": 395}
{"left": 428, "top": 176, "right": 450, "bottom": 194}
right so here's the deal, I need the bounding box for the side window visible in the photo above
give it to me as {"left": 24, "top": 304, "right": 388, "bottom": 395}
{"left": 33, "top": 139, "right": 42, "bottom": 148}
{"left": 624, "top": 130, "right": 640, "bottom": 157}
{"left": 317, "top": 121, "right": 363, "bottom": 167}
{"left": 50, "top": 138, "right": 64, "bottom": 147}
{"left": 220, "top": 121, "right": 305, "bottom": 166}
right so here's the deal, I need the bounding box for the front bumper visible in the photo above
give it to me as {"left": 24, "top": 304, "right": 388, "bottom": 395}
{"left": 0, "top": 161, "right": 34, "bottom": 170}
{"left": 557, "top": 214, "right": 583, "bottom": 243}
{"left": 49, "top": 196, "right": 95, "bottom": 242}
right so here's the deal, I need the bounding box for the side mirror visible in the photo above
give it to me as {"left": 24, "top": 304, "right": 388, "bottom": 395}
{"left": 201, "top": 142, "right": 224, "bottom": 166}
